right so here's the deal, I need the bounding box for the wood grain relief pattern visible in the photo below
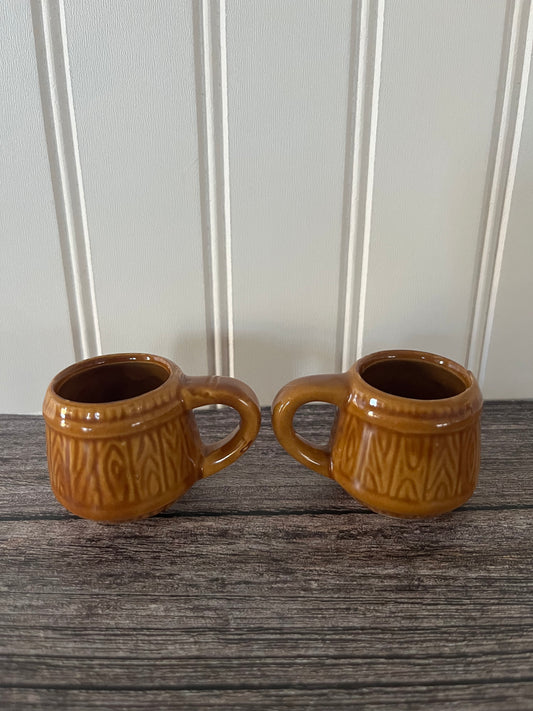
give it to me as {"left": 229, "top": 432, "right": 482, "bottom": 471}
{"left": 335, "top": 412, "right": 479, "bottom": 505}
{"left": 45, "top": 416, "right": 198, "bottom": 512}
{"left": 45, "top": 414, "right": 200, "bottom": 518}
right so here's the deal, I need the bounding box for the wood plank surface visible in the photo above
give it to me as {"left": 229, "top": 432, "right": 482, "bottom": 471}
{"left": 0, "top": 403, "right": 532, "bottom": 709}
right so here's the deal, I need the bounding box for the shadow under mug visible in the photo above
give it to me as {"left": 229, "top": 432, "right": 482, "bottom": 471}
{"left": 43, "top": 353, "right": 261, "bottom": 522}
{"left": 272, "top": 350, "right": 483, "bottom": 518}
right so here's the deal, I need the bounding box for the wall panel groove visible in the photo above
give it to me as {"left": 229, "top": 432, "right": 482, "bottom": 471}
{"left": 466, "top": 0, "right": 533, "bottom": 386}
{"left": 360, "top": 0, "right": 508, "bottom": 369}
{"left": 193, "top": 0, "right": 234, "bottom": 377}
{"left": 336, "top": 0, "right": 385, "bottom": 372}
{"left": 3, "top": 1, "right": 533, "bottom": 411}
{"left": 30, "top": 0, "right": 101, "bottom": 361}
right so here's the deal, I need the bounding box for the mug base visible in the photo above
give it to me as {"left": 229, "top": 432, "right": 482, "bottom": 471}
{"left": 51, "top": 475, "right": 197, "bottom": 523}
{"left": 337, "top": 475, "right": 475, "bottom": 519}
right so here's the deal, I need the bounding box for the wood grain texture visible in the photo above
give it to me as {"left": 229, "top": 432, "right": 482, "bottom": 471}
{"left": 0, "top": 404, "right": 532, "bottom": 709}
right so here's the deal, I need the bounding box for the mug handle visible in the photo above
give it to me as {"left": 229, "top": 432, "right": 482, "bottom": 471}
{"left": 271, "top": 373, "right": 350, "bottom": 478}
{"left": 182, "top": 376, "right": 261, "bottom": 478}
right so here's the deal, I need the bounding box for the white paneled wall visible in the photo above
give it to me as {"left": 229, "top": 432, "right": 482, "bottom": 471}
{"left": 65, "top": 0, "right": 208, "bottom": 373}
{"left": 2, "top": 0, "right": 533, "bottom": 412}
{"left": 362, "top": 0, "right": 507, "bottom": 364}
{"left": 229, "top": 0, "right": 352, "bottom": 397}
{"left": 0, "top": 2, "right": 75, "bottom": 413}
{"left": 484, "top": 64, "right": 533, "bottom": 398}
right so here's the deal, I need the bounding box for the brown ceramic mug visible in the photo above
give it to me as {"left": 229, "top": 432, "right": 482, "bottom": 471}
{"left": 272, "top": 350, "right": 483, "bottom": 518}
{"left": 43, "top": 353, "right": 261, "bottom": 522}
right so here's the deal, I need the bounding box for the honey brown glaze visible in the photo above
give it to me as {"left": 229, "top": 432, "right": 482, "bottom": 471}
{"left": 43, "top": 353, "right": 261, "bottom": 522}
{"left": 272, "top": 350, "right": 483, "bottom": 519}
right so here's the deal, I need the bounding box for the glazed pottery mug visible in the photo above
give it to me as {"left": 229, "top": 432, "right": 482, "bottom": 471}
{"left": 272, "top": 350, "right": 483, "bottom": 518}
{"left": 43, "top": 353, "right": 261, "bottom": 521}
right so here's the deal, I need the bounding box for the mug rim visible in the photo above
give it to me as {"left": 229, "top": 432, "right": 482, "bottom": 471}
{"left": 352, "top": 349, "right": 475, "bottom": 404}
{"left": 345, "top": 349, "right": 482, "bottom": 432}
{"left": 49, "top": 352, "right": 180, "bottom": 408}
{"left": 43, "top": 353, "right": 185, "bottom": 434}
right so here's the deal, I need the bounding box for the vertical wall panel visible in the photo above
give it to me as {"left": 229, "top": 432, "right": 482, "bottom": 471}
{"left": 484, "top": 76, "right": 533, "bottom": 398}
{"left": 64, "top": 0, "right": 207, "bottom": 374}
{"left": 361, "top": 0, "right": 507, "bottom": 363}
{"left": 228, "top": 0, "right": 352, "bottom": 403}
{"left": 2, "top": 2, "right": 532, "bottom": 413}
{"left": 0, "top": 3, "right": 74, "bottom": 413}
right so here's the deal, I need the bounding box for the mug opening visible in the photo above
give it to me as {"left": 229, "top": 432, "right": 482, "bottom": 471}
{"left": 54, "top": 360, "right": 170, "bottom": 403}
{"left": 360, "top": 358, "right": 467, "bottom": 400}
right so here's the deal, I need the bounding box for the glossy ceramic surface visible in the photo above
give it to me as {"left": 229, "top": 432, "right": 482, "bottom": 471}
{"left": 43, "top": 353, "right": 261, "bottom": 522}
{"left": 272, "top": 350, "right": 483, "bottom": 518}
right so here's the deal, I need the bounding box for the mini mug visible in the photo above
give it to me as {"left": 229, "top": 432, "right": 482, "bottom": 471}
{"left": 43, "top": 353, "right": 261, "bottom": 521}
{"left": 272, "top": 350, "right": 483, "bottom": 518}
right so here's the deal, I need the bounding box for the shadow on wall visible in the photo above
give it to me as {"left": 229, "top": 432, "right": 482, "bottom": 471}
{"left": 167, "top": 332, "right": 211, "bottom": 377}
{"left": 362, "top": 331, "right": 468, "bottom": 371}
{"left": 168, "top": 330, "right": 334, "bottom": 406}
{"left": 170, "top": 327, "right": 470, "bottom": 407}
{"left": 362, "top": 320, "right": 470, "bottom": 370}
{"left": 228, "top": 331, "right": 335, "bottom": 406}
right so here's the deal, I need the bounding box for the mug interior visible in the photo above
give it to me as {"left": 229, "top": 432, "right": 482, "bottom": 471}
{"left": 55, "top": 361, "right": 170, "bottom": 403}
{"left": 360, "top": 358, "right": 467, "bottom": 400}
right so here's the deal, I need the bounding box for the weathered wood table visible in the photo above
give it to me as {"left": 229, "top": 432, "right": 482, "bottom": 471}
{"left": 1, "top": 403, "right": 532, "bottom": 710}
